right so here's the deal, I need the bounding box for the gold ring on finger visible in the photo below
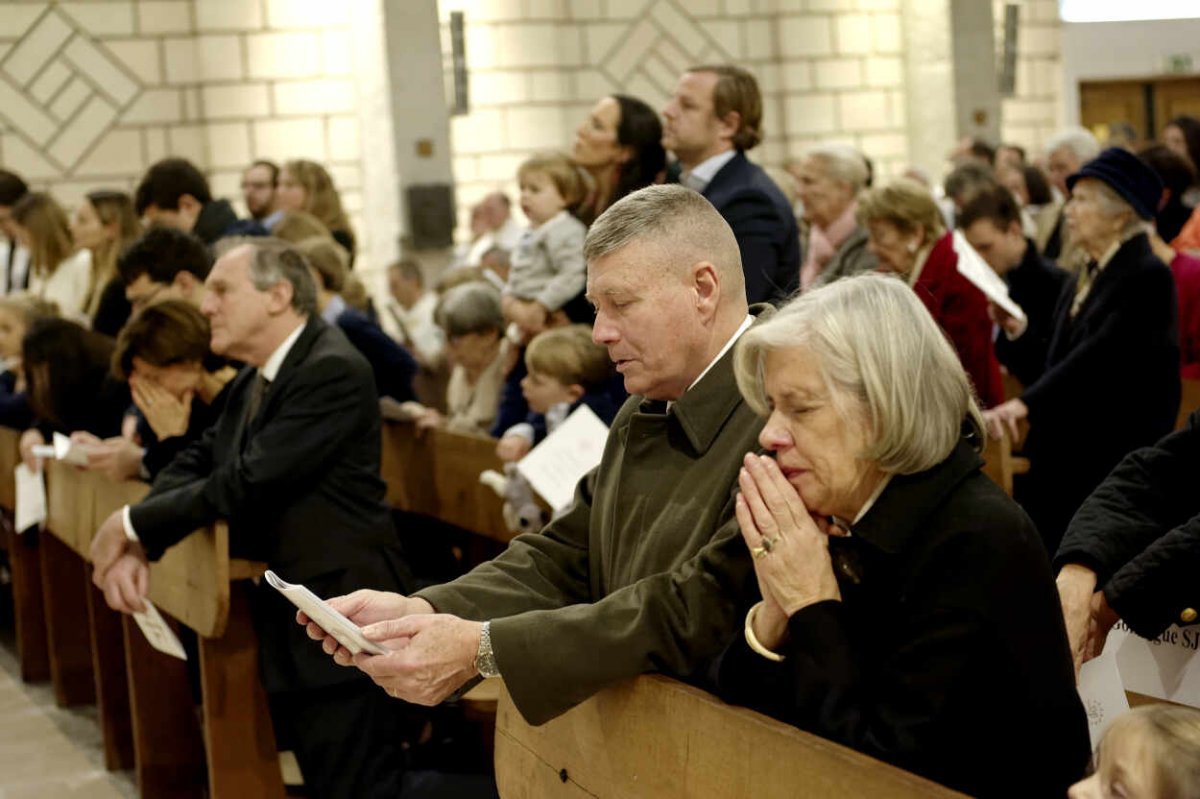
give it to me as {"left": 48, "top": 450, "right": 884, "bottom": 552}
{"left": 761, "top": 535, "right": 778, "bottom": 552}
{"left": 751, "top": 545, "right": 768, "bottom": 559}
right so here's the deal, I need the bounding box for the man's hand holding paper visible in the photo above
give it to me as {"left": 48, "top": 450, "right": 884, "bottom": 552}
{"left": 299, "top": 589, "right": 434, "bottom": 666}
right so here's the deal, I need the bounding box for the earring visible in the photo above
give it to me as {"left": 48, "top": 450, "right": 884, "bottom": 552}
{"left": 906, "top": 240, "right": 918, "bottom": 254}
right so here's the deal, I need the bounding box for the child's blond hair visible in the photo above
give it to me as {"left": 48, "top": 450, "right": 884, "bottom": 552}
{"left": 1099, "top": 705, "right": 1200, "bottom": 799}
{"left": 517, "top": 152, "right": 586, "bottom": 208}
{"left": 525, "top": 325, "right": 611, "bottom": 390}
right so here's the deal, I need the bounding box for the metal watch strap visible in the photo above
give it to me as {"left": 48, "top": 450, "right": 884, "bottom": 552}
{"left": 475, "top": 621, "right": 500, "bottom": 678}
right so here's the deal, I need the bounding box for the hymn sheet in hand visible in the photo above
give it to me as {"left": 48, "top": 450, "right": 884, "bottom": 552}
{"left": 133, "top": 599, "right": 188, "bottom": 661}
{"left": 13, "top": 463, "right": 46, "bottom": 534}
{"left": 264, "top": 570, "right": 388, "bottom": 656}
{"left": 952, "top": 230, "right": 1027, "bottom": 325}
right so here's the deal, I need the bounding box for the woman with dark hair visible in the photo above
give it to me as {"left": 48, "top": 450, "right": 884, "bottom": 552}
{"left": 571, "top": 95, "right": 666, "bottom": 225}
{"left": 17, "top": 317, "right": 129, "bottom": 468}
{"left": 1163, "top": 116, "right": 1200, "bottom": 178}
{"left": 0, "top": 295, "right": 57, "bottom": 430}
{"left": 106, "top": 299, "right": 237, "bottom": 478}
{"left": 1139, "top": 144, "right": 1196, "bottom": 243}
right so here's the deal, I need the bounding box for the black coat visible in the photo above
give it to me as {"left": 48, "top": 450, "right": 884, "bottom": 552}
{"left": 1055, "top": 409, "right": 1200, "bottom": 638}
{"left": 129, "top": 317, "right": 410, "bottom": 693}
{"left": 1017, "top": 233, "right": 1180, "bottom": 551}
{"left": 715, "top": 440, "right": 1090, "bottom": 799}
{"left": 702, "top": 152, "right": 801, "bottom": 305}
{"left": 994, "top": 238, "right": 1070, "bottom": 386}
{"left": 335, "top": 308, "right": 417, "bottom": 402}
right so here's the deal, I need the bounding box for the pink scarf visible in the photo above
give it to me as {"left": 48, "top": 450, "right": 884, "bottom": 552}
{"left": 800, "top": 202, "right": 859, "bottom": 290}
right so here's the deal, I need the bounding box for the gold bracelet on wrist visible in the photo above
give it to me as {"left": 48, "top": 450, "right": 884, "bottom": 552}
{"left": 744, "top": 601, "right": 785, "bottom": 662}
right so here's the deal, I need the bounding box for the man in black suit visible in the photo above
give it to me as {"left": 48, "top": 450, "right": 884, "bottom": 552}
{"left": 662, "top": 65, "right": 800, "bottom": 305}
{"left": 90, "top": 238, "right": 411, "bottom": 798}
{"left": 957, "top": 185, "right": 1070, "bottom": 387}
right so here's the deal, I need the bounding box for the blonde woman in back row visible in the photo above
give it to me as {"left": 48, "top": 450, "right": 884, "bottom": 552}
{"left": 70, "top": 190, "right": 140, "bottom": 336}
{"left": 10, "top": 192, "right": 92, "bottom": 321}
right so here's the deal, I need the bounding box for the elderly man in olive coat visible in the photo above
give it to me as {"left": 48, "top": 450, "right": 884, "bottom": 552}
{"left": 302, "top": 185, "right": 768, "bottom": 724}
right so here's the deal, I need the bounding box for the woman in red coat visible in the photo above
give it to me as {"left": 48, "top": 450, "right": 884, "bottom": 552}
{"left": 858, "top": 179, "right": 1005, "bottom": 407}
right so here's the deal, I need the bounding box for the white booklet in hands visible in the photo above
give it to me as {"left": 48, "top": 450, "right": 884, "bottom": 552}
{"left": 264, "top": 570, "right": 389, "bottom": 656}
{"left": 30, "top": 432, "right": 91, "bottom": 466}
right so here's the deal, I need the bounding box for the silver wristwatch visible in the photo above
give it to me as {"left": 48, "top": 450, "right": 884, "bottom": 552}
{"left": 474, "top": 621, "right": 500, "bottom": 678}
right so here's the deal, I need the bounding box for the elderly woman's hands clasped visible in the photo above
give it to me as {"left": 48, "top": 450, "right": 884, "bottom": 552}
{"left": 736, "top": 452, "right": 842, "bottom": 649}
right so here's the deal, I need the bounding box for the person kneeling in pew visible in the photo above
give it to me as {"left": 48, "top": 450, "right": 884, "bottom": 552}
{"left": 714, "top": 274, "right": 1089, "bottom": 798}
{"left": 302, "top": 185, "right": 767, "bottom": 726}
{"left": 1055, "top": 407, "right": 1200, "bottom": 677}
{"left": 90, "top": 238, "right": 413, "bottom": 799}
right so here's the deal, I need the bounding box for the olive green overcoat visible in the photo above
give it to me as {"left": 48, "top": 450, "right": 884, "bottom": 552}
{"left": 417, "top": 310, "right": 769, "bottom": 724}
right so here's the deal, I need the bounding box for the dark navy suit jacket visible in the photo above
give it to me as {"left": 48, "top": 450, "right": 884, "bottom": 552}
{"left": 701, "top": 151, "right": 801, "bottom": 305}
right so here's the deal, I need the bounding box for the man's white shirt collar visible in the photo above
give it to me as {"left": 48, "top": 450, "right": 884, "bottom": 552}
{"left": 682, "top": 149, "right": 737, "bottom": 193}
{"left": 665, "top": 315, "right": 754, "bottom": 413}
{"left": 261, "top": 320, "right": 306, "bottom": 381}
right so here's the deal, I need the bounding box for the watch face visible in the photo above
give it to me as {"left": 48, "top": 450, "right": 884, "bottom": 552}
{"left": 478, "top": 655, "right": 499, "bottom": 679}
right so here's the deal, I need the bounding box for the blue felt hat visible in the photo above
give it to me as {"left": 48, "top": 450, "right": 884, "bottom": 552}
{"left": 1066, "top": 147, "right": 1163, "bottom": 221}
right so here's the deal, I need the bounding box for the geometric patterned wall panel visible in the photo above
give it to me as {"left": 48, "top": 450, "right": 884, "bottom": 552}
{"left": 0, "top": 5, "right": 143, "bottom": 175}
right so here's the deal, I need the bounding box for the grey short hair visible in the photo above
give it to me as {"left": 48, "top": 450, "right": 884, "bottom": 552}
{"left": 583, "top": 184, "right": 746, "bottom": 301}
{"left": 216, "top": 236, "right": 317, "bottom": 315}
{"left": 436, "top": 281, "right": 503, "bottom": 339}
{"left": 733, "top": 272, "right": 985, "bottom": 475}
{"left": 803, "top": 144, "right": 870, "bottom": 193}
{"left": 1046, "top": 127, "right": 1101, "bottom": 164}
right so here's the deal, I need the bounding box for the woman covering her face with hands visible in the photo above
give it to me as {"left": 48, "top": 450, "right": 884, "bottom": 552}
{"left": 112, "top": 299, "right": 237, "bottom": 479}
{"left": 715, "top": 273, "right": 1088, "bottom": 799}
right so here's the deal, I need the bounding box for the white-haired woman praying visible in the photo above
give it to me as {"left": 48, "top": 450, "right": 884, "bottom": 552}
{"left": 714, "top": 273, "right": 1089, "bottom": 798}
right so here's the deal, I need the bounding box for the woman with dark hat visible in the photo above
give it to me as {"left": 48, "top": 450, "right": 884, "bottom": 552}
{"left": 984, "top": 148, "right": 1181, "bottom": 553}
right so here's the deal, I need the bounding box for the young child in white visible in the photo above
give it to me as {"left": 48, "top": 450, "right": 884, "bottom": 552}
{"left": 502, "top": 153, "right": 587, "bottom": 338}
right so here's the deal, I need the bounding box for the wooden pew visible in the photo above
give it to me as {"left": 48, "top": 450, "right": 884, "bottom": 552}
{"left": 118, "top": 487, "right": 283, "bottom": 799}
{"left": 429, "top": 426, "right": 516, "bottom": 546}
{"left": 29, "top": 460, "right": 283, "bottom": 798}
{"left": 494, "top": 677, "right": 966, "bottom": 798}
{"left": 981, "top": 428, "right": 1028, "bottom": 497}
{"left": 380, "top": 420, "right": 515, "bottom": 546}
{"left": 0, "top": 428, "right": 50, "bottom": 683}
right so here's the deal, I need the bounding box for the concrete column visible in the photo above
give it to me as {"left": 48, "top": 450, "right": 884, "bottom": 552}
{"left": 373, "top": 0, "right": 455, "bottom": 257}
{"left": 901, "top": 0, "right": 957, "bottom": 181}
{"left": 950, "top": 0, "right": 1001, "bottom": 147}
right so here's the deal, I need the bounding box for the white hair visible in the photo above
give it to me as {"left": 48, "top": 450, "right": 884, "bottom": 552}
{"left": 803, "top": 143, "right": 870, "bottom": 193}
{"left": 1046, "top": 127, "right": 1101, "bottom": 163}
{"left": 733, "top": 272, "right": 984, "bottom": 475}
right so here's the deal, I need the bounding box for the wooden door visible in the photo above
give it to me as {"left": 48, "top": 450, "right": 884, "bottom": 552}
{"left": 1153, "top": 77, "right": 1200, "bottom": 133}
{"left": 1080, "top": 81, "right": 1148, "bottom": 138}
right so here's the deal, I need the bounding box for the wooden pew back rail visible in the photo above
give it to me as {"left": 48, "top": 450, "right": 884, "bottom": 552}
{"left": 494, "top": 676, "right": 966, "bottom": 799}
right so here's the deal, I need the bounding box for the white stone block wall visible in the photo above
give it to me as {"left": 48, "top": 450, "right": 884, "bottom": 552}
{"left": 442, "top": 0, "right": 922, "bottom": 236}
{"left": 0, "top": 0, "right": 378, "bottom": 267}
{"left": 993, "top": 0, "right": 1064, "bottom": 158}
